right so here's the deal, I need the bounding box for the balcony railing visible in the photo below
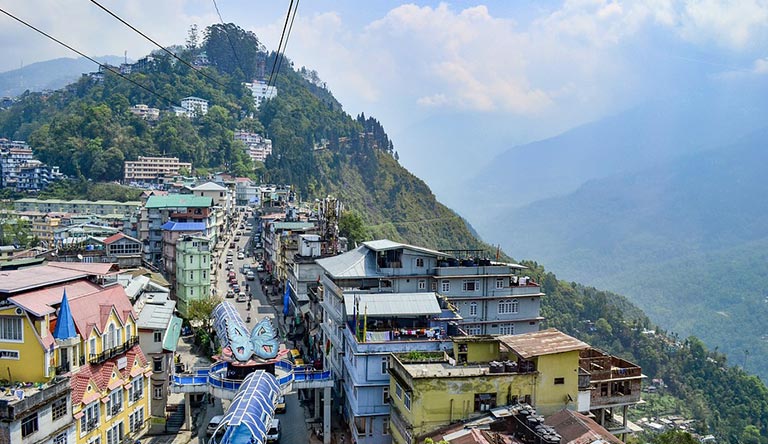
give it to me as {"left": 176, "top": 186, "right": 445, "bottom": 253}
{"left": 89, "top": 336, "right": 140, "bottom": 365}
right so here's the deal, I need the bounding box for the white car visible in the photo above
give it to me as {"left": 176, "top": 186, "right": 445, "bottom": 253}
{"left": 267, "top": 419, "right": 281, "bottom": 442}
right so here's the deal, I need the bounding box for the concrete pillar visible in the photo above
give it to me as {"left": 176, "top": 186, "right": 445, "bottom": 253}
{"left": 184, "top": 393, "right": 192, "bottom": 431}
{"left": 315, "top": 388, "right": 321, "bottom": 420}
{"left": 323, "top": 387, "right": 331, "bottom": 444}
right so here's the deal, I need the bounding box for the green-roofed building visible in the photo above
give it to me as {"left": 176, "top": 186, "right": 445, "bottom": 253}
{"left": 14, "top": 198, "right": 141, "bottom": 215}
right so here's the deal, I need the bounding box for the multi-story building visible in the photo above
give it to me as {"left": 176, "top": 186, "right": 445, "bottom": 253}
{"left": 14, "top": 199, "right": 141, "bottom": 216}
{"left": 179, "top": 97, "right": 208, "bottom": 117}
{"left": 435, "top": 253, "right": 544, "bottom": 335}
{"left": 316, "top": 241, "right": 465, "bottom": 444}
{"left": 175, "top": 236, "right": 212, "bottom": 317}
{"left": 123, "top": 156, "right": 192, "bottom": 184}
{"left": 388, "top": 330, "right": 592, "bottom": 444}
{"left": 262, "top": 220, "right": 316, "bottom": 281}
{"left": 234, "top": 177, "right": 259, "bottom": 206}
{"left": 579, "top": 347, "right": 644, "bottom": 439}
{"left": 133, "top": 289, "right": 182, "bottom": 434}
{"left": 128, "top": 104, "right": 160, "bottom": 121}
{"left": 161, "top": 222, "right": 206, "bottom": 291}
{"left": 51, "top": 233, "right": 143, "bottom": 269}
{"left": 16, "top": 160, "right": 56, "bottom": 191}
{"left": 243, "top": 80, "right": 277, "bottom": 108}
{"left": 0, "top": 141, "right": 33, "bottom": 187}
{"left": 234, "top": 131, "right": 273, "bottom": 163}
{"left": 0, "top": 263, "right": 152, "bottom": 444}
{"left": 190, "top": 181, "right": 231, "bottom": 240}
{"left": 139, "top": 195, "right": 214, "bottom": 265}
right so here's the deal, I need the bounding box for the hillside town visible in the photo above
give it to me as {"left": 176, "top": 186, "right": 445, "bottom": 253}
{"left": 0, "top": 156, "right": 711, "bottom": 444}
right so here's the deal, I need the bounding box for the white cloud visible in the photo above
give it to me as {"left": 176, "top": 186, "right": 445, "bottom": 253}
{"left": 754, "top": 57, "right": 768, "bottom": 73}
{"left": 681, "top": 0, "right": 768, "bottom": 49}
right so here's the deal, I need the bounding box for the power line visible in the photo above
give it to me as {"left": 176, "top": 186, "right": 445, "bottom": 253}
{"left": 0, "top": 7, "right": 176, "bottom": 105}
{"left": 267, "top": 0, "right": 295, "bottom": 88}
{"left": 88, "top": 0, "right": 229, "bottom": 90}
{"left": 271, "top": 0, "right": 299, "bottom": 89}
{"left": 211, "top": 0, "right": 246, "bottom": 77}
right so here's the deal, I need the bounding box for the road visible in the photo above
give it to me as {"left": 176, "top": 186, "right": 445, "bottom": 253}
{"left": 212, "top": 210, "right": 311, "bottom": 444}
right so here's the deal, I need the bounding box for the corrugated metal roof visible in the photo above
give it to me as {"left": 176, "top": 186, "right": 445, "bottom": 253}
{"left": 270, "top": 221, "right": 315, "bottom": 230}
{"left": 363, "top": 239, "right": 450, "bottom": 257}
{"left": 498, "top": 328, "right": 589, "bottom": 359}
{"left": 343, "top": 292, "right": 442, "bottom": 316}
{"left": 136, "top": 295, "right": 175, "bottom": 330}
{"left": 145, "top": 195, "right": 212, "bottom": 208}
{"left": 192, "top": 181, "right": 227, "bottom": 191}
{"left": 316, "top": 245, "right": 379, "bottom": 278}
{"left": 160, "top": 221, "right": 206, "bottom": 231}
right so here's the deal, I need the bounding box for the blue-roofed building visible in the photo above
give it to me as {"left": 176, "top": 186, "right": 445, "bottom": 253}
{"left": 161, "top": 221, "right": 207, "bottom": 290}
{"left": 138, "top": 194, "right": 214, "bottom": 265}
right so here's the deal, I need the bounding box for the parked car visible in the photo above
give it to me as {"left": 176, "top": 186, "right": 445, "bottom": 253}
{"left": 207, "top": 415, "right": 224, "bottom": 436}
{"left": 266, "top": 419, "right": 281, "bottom": 442}
{"left": 236, "top": 292, "right": 248, "bottom": 302}
{"left": 275, "top": 395, "right": 286, "bottom": 413}
{"left": 229, "top": 243, "right": 236, "bottom": 249}
{"left": 232, "top": 284, "right": 240, "bottom": 292}
{"left": 226, "top": 289, "right": 235, "bottom": 298}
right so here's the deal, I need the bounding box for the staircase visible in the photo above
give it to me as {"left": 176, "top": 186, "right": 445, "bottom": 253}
{"left": 165, "top": 404, "right": 185, "bottom": 433}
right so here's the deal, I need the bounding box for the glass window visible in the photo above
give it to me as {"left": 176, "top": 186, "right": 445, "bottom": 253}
{"left": 53, "top": 432, "right": 67, "bottom": 444}
{"left": 154, "top": 331, "right": 162, "bottom": 342}
{"left": 462, "top": 280, "right": 479, "bottom": 291}
{"left": 51, "top": 396, "right": 67, "bottom": 421}
{"left": 469, "top": 302, "right": 477, "bottom": 317}
{"left": 499, "top": 324, "right": 515, "bottom": 335}
{"left": 418, "top": 279, "right": 426, "bottom": 290}
{"left": 0, "top": 316, "right": 23, "bottom": 341}
{"left": 404, "top": 392, "right": 412, "bottom": 411}
{"left": 383, "top": 387, "right": 390, "bottom": 404}
{"left": 21, "top": 413, "right": 38, "bottom": 437}
{"left": 154, "top": 385, "right": 164, "bottom": 399}
{"left": 441, "top": 280, "right": 450, "bottom": 293}
{"left": 496, "top": 278, "right": 504, "bottom": 289}
{"left": 395, "top": 383, "right": 403, "bottom": 400}
{"left": 381, "top": 356, "right": 388, "bottom": 374}
{"left": 415, "top": 258, "right": 424, "bottom": 267}
{"left": 498, "top": 299, "right": 519, "bottom": 314}
{"left": 153, "top": 357, "right": 163, "bottom": 372}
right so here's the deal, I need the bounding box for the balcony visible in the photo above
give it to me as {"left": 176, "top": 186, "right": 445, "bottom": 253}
{"left": 89, "top": 336, "right": 140, "bottom": 365}
{"left": 0, "top": 377, "right": 70, "bottom": 421}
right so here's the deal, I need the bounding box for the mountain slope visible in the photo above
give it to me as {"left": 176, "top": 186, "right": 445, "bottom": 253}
{"left": 0, "top": 56, "right": 125, "bottom": 97}
{"left": 458, "top": 92, "right": 768, "bottom": 229}
{"left": 495, "top": 128, "right": 768, "bottom": 378}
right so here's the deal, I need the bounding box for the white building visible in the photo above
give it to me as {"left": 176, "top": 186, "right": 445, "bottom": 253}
{"left": 129, "top": 104, "right": 160, "bottom": 121}
{"left": 179, "top": 97, "right": 209, "bottom": 117}
{"left": 243, "top": 80, "right": 277, "bottom": 108}
{"left": 234, "top": 131, "right": 273, "bottom": 163}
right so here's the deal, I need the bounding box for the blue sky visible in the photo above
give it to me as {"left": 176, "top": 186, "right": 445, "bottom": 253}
{"left": 1, "top": 1, "right": 767, "bottom": 190}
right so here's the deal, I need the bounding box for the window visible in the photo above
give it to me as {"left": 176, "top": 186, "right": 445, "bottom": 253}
{"left": 189, "top": 255, "right": 193, "bottom": 264}
{"left": 498, "top": 299, "right": 519, "bottom": 314}
{"left": 441, "top": 280, "right": 450, "bottom": 293}
{"left": 469, "top": 302, "right": 477, "bottom": 317}
{"left": 354, "top": 417, "right": 367, "bottom": 436}
{"left": 383, "top": 418, "right": 389, "bottom": 435}
{"left": 53, "top": 432, "right": 67, "bottom": 444}
{"left": 106, "top": 422, "right": 124, "bottom": 444}
{"left": 404, "top": 392, "right": 412, "bottom": 411}
{"left": 462, "top": 280, "right": 479, "bottom": 292}
{"left": 129, "top": 407, "right": 145, "bottom": 433}
{"left": 431, "top": 281, "right": 437, "bottom": 291}
{"left": 496, "top": 278, "right": 504, "bottom": 289}
{"left": 415, "top": 258, "right": 424, "bottom": 268}
{"left": 106, "top": 389, "right": 123, "bottom": 416}
{"left": 381, "top": 356, "right": 388, "bottom": 374}
{"left": 90, "top": 338, "right": 96, "bottom": 356}
{"left": 465, "top": 324, "right": 482, "bottom": 335}
{"left": 0, "top": 316, "right": 23, "bottom": 341}
{"left": 499, "top": 324, "right": 514, "bottom": 335}
{"left": 153, "top": 357, "right": 163, "bottom": 372}
{"left": 80, "top": 401, "right": 99, "bottom": 434}
{"left": 554, "top": 377, "right": 565, "bottom": 385}
{"left": 154, "top": 385, "right": 164, "bottom": 400}
{"left": 190, "top": 271, "right": 194, "bottom": 280}
{"left": 0, "top": 350, "right": 19, "bottom": 359}
{"left": 21, "top": 413, "right": 38, "bottom": 438}
{"left": 129, "top": 378, "right": 144, "bottom": 403}
{"left": 417, "top": 279, "right": 426, "bottom": 290}
{"left": 474, "top": 393, "right": 497, "bottom": 412}
{"left": 383, "top": 387, "right": 390, "bottom": 404}
{"left": 52, "top": 396, "right": 67, "bottom": 420}
{"left": 600, "top": 383, "right": 608, "bottom": 396}
{"left": 395, "top": 383, "right": 403, "bottom": 400}
{"left": 203, "top": 271, "right": 207, "bottom": 280}
{"left": 153, "top": 331, "right": 162, "bottom": 343}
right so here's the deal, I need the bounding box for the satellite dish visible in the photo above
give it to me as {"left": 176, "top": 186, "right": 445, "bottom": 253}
{"left": 77, "top": 254, "right": 83, "bottom": 261}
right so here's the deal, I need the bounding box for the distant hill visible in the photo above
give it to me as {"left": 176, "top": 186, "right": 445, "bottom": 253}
{"left": 457, "top": 91, "right": 768, "bottom": 230}
{"left": 0, "top": 56, "right": 125, "bottom": 96}
{"left": 495, "top": 128, "right": 768, "bottom": 378}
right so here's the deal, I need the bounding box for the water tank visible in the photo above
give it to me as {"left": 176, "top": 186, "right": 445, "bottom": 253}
{"left": 489, "top": 361, "right": 504, "bottom": 374}
{"left": 504, "top": 361, "right": 517, "bottom": 372}
{"left": 299, "top": 234, "right": 322, "bottom": 257}
{"left": 85, "top": 245, "right": 94, "bottom": 251}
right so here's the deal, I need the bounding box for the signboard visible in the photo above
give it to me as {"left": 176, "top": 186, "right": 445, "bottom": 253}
{"left": 117, "top": 356, "right": 127, "bottom": 370}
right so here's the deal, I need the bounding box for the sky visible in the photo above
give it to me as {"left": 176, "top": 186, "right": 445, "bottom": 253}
{"left": 1, "top": 0, "right": 767, "bottom": 193}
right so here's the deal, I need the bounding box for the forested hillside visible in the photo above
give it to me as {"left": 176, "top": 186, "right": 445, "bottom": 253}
{"left": 1, "top": 24, "right": 767, "bottom": 443}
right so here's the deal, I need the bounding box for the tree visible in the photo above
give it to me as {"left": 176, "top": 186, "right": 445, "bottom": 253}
{"left": 186, "top": 24, "right": 200, "bottom": 50}
{"left": 652, "top": 431, "right": 698, "bottom": 444}
{"left": 203, "top": 23, "right": 265, "bottom": 81}
{"left": 339, "top": 210, "right": 369, "bottom": 246}
{"left": 187, "top": 296, "right": 222, "bottom": 333}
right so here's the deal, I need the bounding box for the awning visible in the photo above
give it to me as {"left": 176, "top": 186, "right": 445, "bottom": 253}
{"left": 163, "top": 316, "right": 183, "bottom": 352}
{"left": 343, "top": 292, "right": 442, "bottom": 317}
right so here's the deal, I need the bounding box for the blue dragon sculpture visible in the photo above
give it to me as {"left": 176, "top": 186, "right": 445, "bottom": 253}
{"left": 213, "top": 302, "right": 279, "bottom": 362}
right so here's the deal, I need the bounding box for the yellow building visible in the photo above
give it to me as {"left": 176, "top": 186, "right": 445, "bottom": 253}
{"left": 388, "top": 329, "right": 590, "bottom": 444}
{"left": 6, "top": 271, "right": 152, "bottom": 444}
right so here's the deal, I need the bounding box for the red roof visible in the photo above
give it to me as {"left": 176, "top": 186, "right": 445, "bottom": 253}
{"left": 9, "top": 280, "right": 101, "bottom": 316}
{"left": 102, "top": 233, "right": 126, "bottom": 245}
{"left": 71, "top": 345, "right": 148, "bottom": 405}
{"left": 68, "top": 285, "right": 136, "bottom": 337}
{"left": 0, "top": 265, "right": 94, "bottom": 294}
